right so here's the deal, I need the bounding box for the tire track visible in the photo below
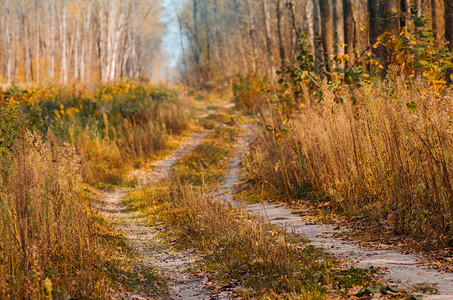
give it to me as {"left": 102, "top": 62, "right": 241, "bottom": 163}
{"left": 100, "top": 130, "right": 230, "bottom": 299}
{"left": 221, "top": 125, "right": 453, "bottom": 299}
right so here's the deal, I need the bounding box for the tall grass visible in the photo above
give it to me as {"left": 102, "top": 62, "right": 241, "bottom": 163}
{"left": 0, "top": 82, "right": 192, "bottom": 298}
{"left": 0, "top": 131, "right": 106, "bottom": 298}
{"left": 247, "top": 73, "right": 453, "bottom": 247}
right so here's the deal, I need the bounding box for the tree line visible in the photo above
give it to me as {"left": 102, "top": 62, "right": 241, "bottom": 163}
{"left": 0, "top": 0, "right": 163, "bottom": 85}
{"left": 178, "top": 0, "right": 453, "bottom": 88}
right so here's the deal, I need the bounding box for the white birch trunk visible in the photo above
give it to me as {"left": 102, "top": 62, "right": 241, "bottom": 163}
{"left": 99, "top": 0, "right": 109, "bottom": 81}
{"left": 5, "top": 0, "right": 12, "bottom": 84}
{"left": 109, "top": 1, "right": 125, "bottom": 81}
{"left": 35, "top": 0, "right": 40, "bottom": 83}
{"left": 81, "top": 2, "right": 92, "bottom": 81}
{"left": 50, "top": 0, "right": 55, "bottom": 80}
{"left": 62, "top": 0, "right": 67, "bottom": 84}
{"left": 74, "top": 17, "right": 79, "bottom": 80}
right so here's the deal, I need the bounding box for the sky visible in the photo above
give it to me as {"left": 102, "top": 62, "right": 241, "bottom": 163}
{"left": 159, "top": 0, "right": 187, "bottom": 78}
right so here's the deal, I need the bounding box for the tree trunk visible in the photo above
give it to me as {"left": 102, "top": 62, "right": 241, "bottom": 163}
{"left": 192, "top": 0, "right": 200, "bottom": 65}
{"left": 5, "top": 0, "right": 12, "bottom": 84}
{"left": 19, "top": 0, "right": 30, "bottom": 83}
{"left": 35, "top": 0, "right": 39, "bottom": 83}
{"left": 178, "top": 15, "right": 189, "bottom": 86}
{"left": 320, "top": 0, "right": 335, "bottom": 71}
{"left": 423, "top": 0, "right": 434, "bottom": 29}
{"left": 109, "top": 1, "right": 124, "bottom": 81}
{"left": 74, "top": 17, "right": 79, "bottom": 80}
{"left": 62, "top": 0, "right": 67, "bottom": 84}
{"left": 305, "top": 0, "right": 315, "bottom": 57}
{"left": 446, "top": 0, "right": 453, "bottom": 51}
{"left": 334, "top": 0, "right": 345, "bottom": 68}
{"left": 277, "top": 0, "right": 286, "bottom": 73}
{"left": 445, "top": 0, "right": 453, "bottom": 84}
{"left": 99, "top": 1, "right": 106, "bottom": 81}
{"left": 353, "top": 0, "right": 369, "bottom": 55}
{"left": 14, "top": 16, "right": 19, "bottom": 81}
{"left": 262, "top": 0, "right": 276, "bottom": 77}
{"left": 416, "top": 0, "right": 422, "bottom": 16}
{"left": 345, "top": 0, "right": 356, "bottom": 67}
{"left": 246, "top": 0, "right": 257, "bottom": 71}
{"left": 81, "top": 2, "right": 92, "bottom": 81}
{"left": 49, "top": 0, "right": 55, "bottom": 80}
{"left": 313, "top": 0, "right": 324, "bottom": 70}
{"left": 431, "top": 0, "right": 445, "bottom": 42}
{"left": 289, "top": 0, "right": 302, "bottom": 58}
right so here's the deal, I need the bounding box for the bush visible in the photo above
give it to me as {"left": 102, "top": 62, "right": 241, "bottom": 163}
{"left": 5, "top": 82, "right": 191, "bottom": 183}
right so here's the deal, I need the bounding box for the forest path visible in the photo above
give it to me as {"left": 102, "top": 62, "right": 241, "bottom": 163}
{"left": 221, "top": 126, "right": 453, "bottom": 299}
{"left": 99, "top": 99, "right": 453, "bottom": 299}
{"left": 99, "top": 129, "right": 230, "bottom": 299}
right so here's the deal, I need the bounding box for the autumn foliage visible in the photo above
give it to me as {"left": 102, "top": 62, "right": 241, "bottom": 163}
{"left": 0, "top": 82, "right": 191, "bottom": 298}
{"left": 238, "top": 20, "right": 453, "bottom": 247}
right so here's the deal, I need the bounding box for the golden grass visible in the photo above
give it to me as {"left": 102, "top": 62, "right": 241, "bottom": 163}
{"left": 77, "top": 91, "right": 192, "bottom": 184}
{"left": 172, "top": 126, "right": 238, "bottom": 186}
{"left": 124, "top": 120, "right": 377, "bottom": 299}
{"left": 247, "top": 73, "right": 453, "bottom": 247}
{"left": 0, "top": 131, "right": 107, "bottom": 298}
{"left": 0, "top": 83, "right": 195, "bottom": 298}
{"left": 126, "top": 181, "right": 377, "bottom": 299}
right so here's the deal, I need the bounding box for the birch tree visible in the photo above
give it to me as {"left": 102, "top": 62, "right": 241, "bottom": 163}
{"left": 0, "top": 0, "right": 163, "bottom": 84}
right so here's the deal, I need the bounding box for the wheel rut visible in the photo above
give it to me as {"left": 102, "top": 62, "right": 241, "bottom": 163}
{"left": 220, "top": 126, "right": 453, "bottom": 299}
{"left": 99, "top": 131, "right": 229, "bottom": 300}
{"left": 99, "top": 108, "right": 453, "bottom": 299}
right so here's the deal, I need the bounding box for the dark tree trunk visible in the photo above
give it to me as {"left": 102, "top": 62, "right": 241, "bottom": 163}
{"left": 446, "top": 0, "right": 453, "bottom": 50}
{"left": 192, "top": 0, "right": 200, "bottom": 65}
{"left": 445, "top": 0, "right": 453, "bottom": 84}
{"left": 344, "top": 0, "right": 356, "bottom": 67}
{"left": 320, "top": 0, "right": 335, "bottom": 71}
{"left": 432, "top": 0, "right": 445, "bottom": 42}
{"left": 334, "top": 0, "right": 345, "bottom": 68}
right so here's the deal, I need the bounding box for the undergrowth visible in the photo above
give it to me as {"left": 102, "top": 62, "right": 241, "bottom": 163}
{"left": 126, "top": 178, "right": 383, "bottom": 299}
{"left": 235, "top": 16, "right": 453, "bottom": 248}
{"left": 245, "top": 71, "right": 453, "bottom": 248}
{"left": 0, "top": 132, "right": 106, "bottom": 298}
{"left": 21, "top": 82, "right": 191, "bottom": 184}
{"left": 0, "top": 82, "right": 191, "bottom": 298}
{"left": 124, "top": 122, "right": 381, "bottom": 299}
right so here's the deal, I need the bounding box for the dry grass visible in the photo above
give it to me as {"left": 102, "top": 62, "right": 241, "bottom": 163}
{"left": 79, "top": 100, "right": 190, "bottom": 185}
{"left": 13, "top": 83, "right": 192, "bottom": 185}
{"left": 247, "top": 73, "right": 453, "bottom": 247}
{"left": 172, "top": 125, "right": 238, "bottom": 186}
{"left": 0, "top": 131, "right": 107, "bottom": 298}
{"left": 0, "top": 83, "right": 194, "bottom": 298}
{"left": 126, "top": 181, "right": 377, "bottom": 299}
{"left": 124, "top": 120, "right": 377, "bottom": 299}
